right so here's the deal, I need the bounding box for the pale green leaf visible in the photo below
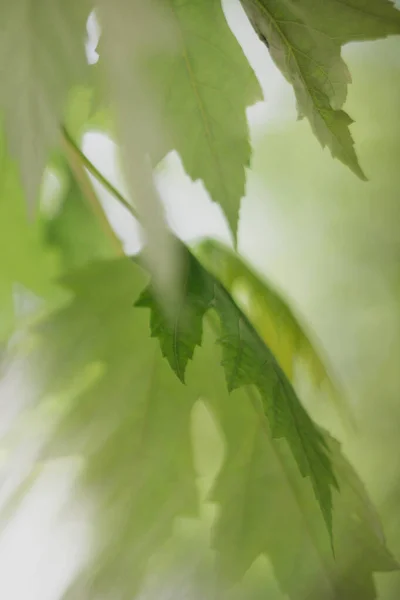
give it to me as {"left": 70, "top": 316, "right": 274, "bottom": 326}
{"left": 9, "top": 251, "right": 395, "bottom": 599}
{"left": 240, "top": 0, "right": 400, "bottom": 177}
{"left": 28, "top": 258, "right": 199, "bottom": 598}
{"left": 136, "top": 248, "right": 214, "bottom": 382}
{"left": 0, "top": 0, "right": 91, "bottom": 211}
{"left": 147, "top": 0, "right": 262, "bottom": 239}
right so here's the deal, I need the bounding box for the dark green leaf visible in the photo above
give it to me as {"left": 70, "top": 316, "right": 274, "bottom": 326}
{"left": 200, "top": 339, "right": 398, "bottom": 598}
{"left": 194, "top": 239, "right": 355, "bottom": 429}
{"left": 213, "top": 277, "right": 338, "bottom": 537}
{"left": 135, "top": 249, "right": 214, "bottom": 382}
{"left": 141, "top": 244, "right": 337, "bottom": 537}
{"left": 195, "top": 238, "right": 334, "bottom": 386}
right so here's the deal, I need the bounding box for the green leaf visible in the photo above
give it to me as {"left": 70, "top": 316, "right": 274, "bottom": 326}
{"left": 0, "top": 0, "right": 91, "bottom": 211}
{"left": 213, "top": 276, "right": 338, "bottom": 537}
{"left": 28, "top": 258, "right": 199, "bottom": 598}
{"left": 240, "top": 0, "right": 400, "bottom": 177}
{"left": 147, "top": 0, "right": 262, "bottom": 240}
{"left": 135, "top": 248, "right": 214, "bottom": 382}
{"left": 10, "top": 253, "right": 395, "bottom": 599}
{"left": 0, "top": 130, "right": 60, "bottom": 342}
{"left": 194, "top": 239, "right": 332, "bottom": 385}
{"left": 140, "top": 244, "right": 337, "bottom": 537}
{"left": 44, "top": 163, "right": 116, "bottom": 270}
{"left": 193, "top": 239, "right": 354, "bottom": 428}
{"left": 202, "top": 343, "right": 398, "bottom": 598}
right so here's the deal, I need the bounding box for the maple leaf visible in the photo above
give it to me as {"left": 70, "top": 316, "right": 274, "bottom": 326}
{"left": 146, "top": 0, "right": 262, "bottom": 240}
{"left": 136, "top": 248, "right": 214, "bottom": 382}
{"left": 194, "top": 239, "right": 355, "bottom": 428}
{"left": 241, "top": 0, "right": 400, "bottom": 177}
{"left": 140, "top": 244, "right": 337, "bottom": 537}
{"left": 199, "top": 331, "right": 398, "bottom": 598}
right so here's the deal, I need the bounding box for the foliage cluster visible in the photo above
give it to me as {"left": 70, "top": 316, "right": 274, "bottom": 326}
{"left": 1, "top": 1, "right": 400, "bottom": 598}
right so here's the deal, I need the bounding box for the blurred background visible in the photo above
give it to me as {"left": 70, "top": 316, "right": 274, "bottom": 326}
{"left": 1, "top": 1, "right": 400, "bottom": 598}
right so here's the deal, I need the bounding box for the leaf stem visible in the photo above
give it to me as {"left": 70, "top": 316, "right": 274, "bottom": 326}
{"left": 61, "top": 126, "right": 139, "bottom": 221}
{"left": 61, "top": 128, "right": 125, "bottom": 256}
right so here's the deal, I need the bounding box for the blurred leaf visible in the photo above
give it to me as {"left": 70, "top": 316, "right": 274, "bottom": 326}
{"left": 203, "top": 344, "right": 398, "bottom": 599}
{"left": 247, "top": 38, "right": 400, "bottom": 443}
{"left": 17, "top": 251, "right": 396, "bottom": 598}
{"left": 147, "top": 0, "right": 261, "bottom": 240}
{"left": 240, "top": 0, "right": 400, "bottom": 177}
{"left": 0, "top": 132, "right": 60, "bottom": 342}
{"left": 29, "top": 258, "right": 199, "bottom": 598}
{"left": 136, "top": 248, "right": 214, "bottom": 382}
{"left": 64, "top": 65, "right": 116, "bottom": 140}
{"left": 64, "top": 86, "right": 94, "bottom": 142}
{"left": 0, "top": 0, "right": 91, "bottom": 211}
{"left": 44, "top": 164, "right": 116, "bottom": 270}
{"left": 247, "top": 42, "right": 400, "bottom": 594}
{"left": 96, "top": 0, "right": 181, "bottom": 302}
